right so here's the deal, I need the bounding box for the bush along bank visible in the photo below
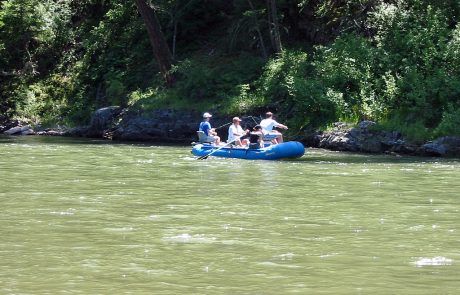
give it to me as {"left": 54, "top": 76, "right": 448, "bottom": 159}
{"left": 2, "top": 107, "right": 460, "bottom": 157}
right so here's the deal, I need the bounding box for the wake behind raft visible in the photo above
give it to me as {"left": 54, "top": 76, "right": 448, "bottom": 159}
{"left": 191, "top": 141, "right": 305, "bottom": 160}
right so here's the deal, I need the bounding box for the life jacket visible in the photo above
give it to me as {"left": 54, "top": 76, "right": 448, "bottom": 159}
{"left": 249, "top": 132, "right": 261, "bottom": 143}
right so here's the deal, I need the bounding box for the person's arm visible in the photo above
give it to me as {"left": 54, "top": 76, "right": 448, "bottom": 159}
{"left": 275, "top": 120, "right": 288, "bottom": 130}
{"left": 277, "top": 123, "right": 288, "bottom": 130}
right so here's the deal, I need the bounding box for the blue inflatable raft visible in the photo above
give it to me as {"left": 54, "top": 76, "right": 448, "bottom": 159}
{"left": 192, "top": 141, "right": 305, "bottom": 160}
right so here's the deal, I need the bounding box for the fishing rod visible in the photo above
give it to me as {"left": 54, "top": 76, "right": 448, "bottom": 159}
{"left": 215, "top": 116, "right": 259, "bottom": 130}
{"left": 211, "top": 116, "right": 261, "bottom": 133}
{"left": 241, "top": 115, "right": 261, "bottom": 125}
{"left": 213, "top": 122, "right": 232, "bottom": 130}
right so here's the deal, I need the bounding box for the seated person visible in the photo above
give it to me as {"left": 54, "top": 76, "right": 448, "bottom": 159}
{"left": 228, "top": 117, "right": 249, "bottom": 147}
{"left": 248, "top": 125, "right": 264, "bottom": 149}
{"left": 260, "top": 111, "right": 288, "bottom": 144}
{"left": 199, "top": 112, "right": 221, "bottom": 145}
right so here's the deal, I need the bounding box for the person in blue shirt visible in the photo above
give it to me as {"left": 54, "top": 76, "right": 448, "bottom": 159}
{"left": 199, "top": 112, "right": 221, "bottom": 145}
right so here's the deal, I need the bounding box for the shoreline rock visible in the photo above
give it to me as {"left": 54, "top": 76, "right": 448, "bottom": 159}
{"left": 4, "top": 125, "right": 35, "bottom": 135}
{"left": 418, "top": 137, "right": 460, "bottom": 157}
{"left": 307, "top": 121, "right": 460, "bottom": 157}
{"left": 308, "top": 121, "right": 404, "bottom": 154}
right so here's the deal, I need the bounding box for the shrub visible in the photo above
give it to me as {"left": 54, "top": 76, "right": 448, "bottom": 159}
{"left": 171, "top": 53, "right": 264, "bottom": 111}
{"left": 434, "top": 105, "right": 460, "bottom": 137}
{"left": 315, "top": 34, "right": 385, "bottom": 121}
{"left": 254, "top": 50, "right": 337, "bottom": 131}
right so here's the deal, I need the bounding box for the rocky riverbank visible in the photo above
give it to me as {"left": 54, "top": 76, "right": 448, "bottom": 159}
{"left": 0, "top": 107, "right": 234, "bottom": 143}
{"left": 65, "top": 107, "right": 223, "bottom": 143}
{"left": 307, "top": 121, "right": 460, "bottom": 157}
{"left": 0, "top": 118, "right": 67, "bottom": 136}
{"left": 2, "top": 107, "right": 460, "bottom": 157}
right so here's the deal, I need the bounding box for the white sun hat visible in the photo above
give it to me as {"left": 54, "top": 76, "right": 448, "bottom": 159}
{"left": 203, "top": 112, "right": 212, "bottom": 118}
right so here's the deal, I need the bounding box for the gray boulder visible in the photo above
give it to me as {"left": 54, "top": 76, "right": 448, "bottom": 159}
{"left": 4, "top": 125, "right": 34, "bottom": 135}
{"left": 4, "top": 126, "right": 23, "bottom": 135}
{"left": 21, "top": 126, "right": 35, "bottom": 135}
{"left": 112, "top": 109, "right": 199, "bottom": 142}
{"left": 61, "top": 106, "right": 123, "bottom": 138}
{"left": 316, "top": 121, "right": 403, "bottom": 154}
{"left": 311, "top": 121, "right": 460, "bottom": 157}
{"left": 418, "top": 137, "right": 460, "bottom": 157}
{"left": 86, "top": 106, "right": 123, "bottom": 138}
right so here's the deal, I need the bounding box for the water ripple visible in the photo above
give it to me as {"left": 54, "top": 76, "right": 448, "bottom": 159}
{"left": 414, "top": 256, "right": 453, "bottom": 267}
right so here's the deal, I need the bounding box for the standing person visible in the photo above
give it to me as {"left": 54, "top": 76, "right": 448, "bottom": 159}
{"left": 227, "top": 117, "right": 249, "bottom": 147}
{"left": 199, "top": 112, "right": 221, "bottom": 145}
{"left": 260, "top": 111, "right": 288, "bottom": 144}
{"left": 248, "top": 125, "right": 264, "bottom": 149}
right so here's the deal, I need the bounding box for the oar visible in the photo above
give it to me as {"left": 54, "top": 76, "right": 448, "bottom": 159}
{"left": 197, "top": 136, "right": 242, "bottom": 160}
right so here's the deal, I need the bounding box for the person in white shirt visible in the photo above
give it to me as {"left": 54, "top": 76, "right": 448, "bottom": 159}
{"left": 227, "top": 117, "right": 249, "bottom": 147}
{"left": 259, "top": 111, "right": 288, "bottom": 144}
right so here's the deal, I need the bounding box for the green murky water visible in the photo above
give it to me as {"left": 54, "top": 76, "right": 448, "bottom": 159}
{"left": 1, "top": 135, "right": 459, "bottom": 294}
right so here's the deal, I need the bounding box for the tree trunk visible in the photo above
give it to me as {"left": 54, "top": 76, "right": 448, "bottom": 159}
{"left": 247, "top": 0, "right": 267, "bottom": 59}
{"left": 267, "top": 0, "right": 282, "bottom": 53}
{"left": 172, "top": 19, "right": 177, "bottom": 59}
{"left": 134, "top": 0, "right": 174, "bottom": 85}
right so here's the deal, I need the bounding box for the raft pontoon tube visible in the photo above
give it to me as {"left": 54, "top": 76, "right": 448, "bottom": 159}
{"left": 192, "top": 141, "right": 305, "bottom": 160}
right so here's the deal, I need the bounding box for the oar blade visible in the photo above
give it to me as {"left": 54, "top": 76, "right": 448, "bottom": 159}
{"left": 197, "top": 154, "right": 209, "bottom": 160}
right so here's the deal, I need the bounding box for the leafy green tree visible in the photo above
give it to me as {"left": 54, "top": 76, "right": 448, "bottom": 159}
{"left": 368, "top": 0, "right": 460, "bottom": 129}
{"left": 0, "top": 0, "right": 72, "bottom": 119}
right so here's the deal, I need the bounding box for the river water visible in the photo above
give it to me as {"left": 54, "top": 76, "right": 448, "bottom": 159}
{"left": 1, "top": 135, "right": 459, "bottom": 294}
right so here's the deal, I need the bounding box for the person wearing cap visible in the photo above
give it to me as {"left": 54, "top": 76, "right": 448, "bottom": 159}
{"left": 248, "top": 125, "right": 264, "bottom": 149}
{"left": 199, "top": 112, "right": 221, "bottom": 145}
{"left": 259, "top": 111, "right": 288, "bottom": 144}
{"left": 227, "top": 117, "right": 249, "bottom": 147}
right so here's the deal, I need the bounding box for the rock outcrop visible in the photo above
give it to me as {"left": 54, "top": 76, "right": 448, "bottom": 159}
{"left": 66, "top": 106, "right": 123, "bottom": 138}
{"left": 65, "top": 108, "right": 221, "bottom": 143}
{"left": 311, "top": 121, "right": 404, "bottom": 154}
{"left": 111, "top": 109, "right": 198, "bottom": 142}
{"left": 418, "top": 137, "right": 460, "bottom": 157}
{"left": 309, "top": 121, "right": 460, "bottom": 157}
{"left": 4, "top": 125, "right": 35, "bottom": 135}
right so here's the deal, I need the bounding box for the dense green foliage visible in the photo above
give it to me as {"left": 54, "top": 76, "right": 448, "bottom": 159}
{"left": 1, "top": 0, "right": 460, "bottom": 139}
